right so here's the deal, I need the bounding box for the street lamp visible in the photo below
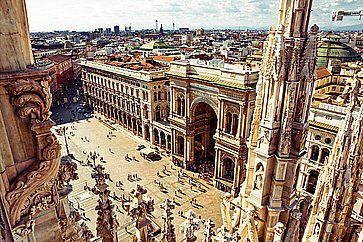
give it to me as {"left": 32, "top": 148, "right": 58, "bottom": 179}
{"left": 59, "top": 126, "right": 70, "bottom": 155}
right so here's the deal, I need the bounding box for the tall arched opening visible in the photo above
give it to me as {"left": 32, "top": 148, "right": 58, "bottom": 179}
{"left": 191, "top": 102, "right": 217, "bottom": 172}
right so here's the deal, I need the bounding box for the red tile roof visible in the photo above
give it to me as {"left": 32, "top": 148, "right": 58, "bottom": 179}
{"left": 316, "top": 68, "right": 331, "bottom": 79}
{"left": 153, "top": 55, "right": 175, "bottom": 62}
{"left": 47, "top": 54, "right": 71, "bottom": 63}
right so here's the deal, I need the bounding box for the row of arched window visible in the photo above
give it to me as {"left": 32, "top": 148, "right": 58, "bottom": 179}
{"left": 176, "top": 97, "right": 185, "bottom": 116}
{"left": 225, "top": 112, "right": 239, "bottom": 136}
{"left": 309, "top": 145, "right": 330, "bottom": 164}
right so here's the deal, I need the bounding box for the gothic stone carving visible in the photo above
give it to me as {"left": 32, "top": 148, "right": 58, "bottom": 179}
{"left": 12, "top": 219, "right": 35, "bottom": 242}
{"left": 5, "top": 159, "right": 60, "bottom": 226}
{"left": 4, "top": 73, "right": 61, "bottom": 226}
{"left": 179, "top": 210, "right": 201, "bottom": 242}
{"left": 6, "top": 76, "right": 52, "bottom": 123}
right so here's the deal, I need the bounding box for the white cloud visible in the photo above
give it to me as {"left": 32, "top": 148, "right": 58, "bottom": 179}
{"left": 25, "top": 0, "right": 362, "bottom": 32}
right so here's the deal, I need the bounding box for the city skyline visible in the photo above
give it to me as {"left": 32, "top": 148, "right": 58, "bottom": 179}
{"left": 26, "top": 0, "right": 362, "bottom": 32}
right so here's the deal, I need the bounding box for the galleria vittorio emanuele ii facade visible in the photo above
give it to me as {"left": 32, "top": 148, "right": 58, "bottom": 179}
{"left": 1, "top": 0, "right": 363, "bottom": 241}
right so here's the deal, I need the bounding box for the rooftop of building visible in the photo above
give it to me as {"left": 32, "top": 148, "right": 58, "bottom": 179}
{"left": 47, "top": 54, "right": 71, "bottom": 63}
{"left": 167, "top": 59, "right": 258, "bottom": 90}
{"left": 80, "top": 60, "right": 168, "bottom": 81}
{"left": 139, "top": 40, "right": 174, "bottom": 51}
{"left": 317, "top": 39, "right": 362, "bottom": 68}
{"left": 316, "top": 68, "right": 332, "bottom": 79}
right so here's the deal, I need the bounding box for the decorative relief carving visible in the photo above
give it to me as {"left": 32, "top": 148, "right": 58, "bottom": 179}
{"left": 42, "top": 133, "right": 61, "bottom": 161}
{"left": 12, "top": 219, "right": 35, "bottom": 242}
{"left": 4, "top": 74, "right": 62, "bottom": 226}
{"left": 5, "top": 158, "right": 60, "bottom": 226}
{"left": 6, "top": 76, "right": 52, "bottom": 123}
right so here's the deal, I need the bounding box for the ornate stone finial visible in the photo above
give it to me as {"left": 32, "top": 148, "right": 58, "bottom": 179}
{"left": 310, "top": 24, "right": 319, "bottom": 33}
{"left": 179, "top": 210, "right": 201, "bottom": 242}
{"left": 214, "top": 225, "right": 240, "bottom": 242}
{"left": 160, "top": 199, "right": 176, "bottom": 242}
{"left": 127, "top": 184, "right": 155, "bottom": 224}
{"left": 269, "top": 25, "right": 276, "bottom": 32}
{"left": 126, "top": 184, "right": 155, "bottom": 242}
{"left": 349, "top": 72, "right": 361, "bottom": 111}
{"left": 203, "top": 218, "right": 215, "bottom": 242}
{"left": 56, "top": 155, "right": 79, "bottom": 192}
{"left": 79, "top": 222, "right": 94, "bottom": 242}
{"left": 273, "top": 222, "right": 285, "bottom": 242}
{"left": 87, "top": 164, "right": 118, "bottom": 241}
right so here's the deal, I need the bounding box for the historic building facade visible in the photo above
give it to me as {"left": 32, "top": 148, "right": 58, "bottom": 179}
{"left": 81, "top": 61, "right": 172, "bottom": 151}
{"left": 297, "top": 103, "right": 341, "bottom": 196}
{"left": 167, "top": 60, "right": 258, "bottom": 195}
{"left": 82, "top": 59, "right": 258, "bottom": 196}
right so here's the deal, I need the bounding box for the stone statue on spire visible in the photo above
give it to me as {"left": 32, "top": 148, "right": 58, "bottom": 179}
{"left": 203, "top": 218, "right": 215, "bottom": 242}
{"left": 159, "top": 199, "right": 176, "bottom": 242}
{"left": 179, "top": 210, "right": 201, "bottom": 242}
{"left": 85, "top": 164, "right": 119, "bottom": 242}
{"left": 125, "top": 184, "right": 155, "bottom": 242}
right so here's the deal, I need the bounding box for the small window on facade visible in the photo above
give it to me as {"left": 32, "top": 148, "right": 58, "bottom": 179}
{"left": 325, "top": 138, "right": 331, "bottom": 144}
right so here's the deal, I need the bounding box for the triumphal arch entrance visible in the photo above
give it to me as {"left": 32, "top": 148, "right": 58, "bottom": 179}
{"left": 167, "top": 60, "right": 258, "bottom": 195}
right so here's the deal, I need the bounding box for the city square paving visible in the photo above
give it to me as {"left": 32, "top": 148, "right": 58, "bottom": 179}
{"left": 54, "top": 116, "right": 223, "bottom": 241}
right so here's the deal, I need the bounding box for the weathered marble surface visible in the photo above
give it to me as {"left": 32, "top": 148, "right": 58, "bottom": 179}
{"left": 0, "top": 0, "right": 34, "bottom": 72}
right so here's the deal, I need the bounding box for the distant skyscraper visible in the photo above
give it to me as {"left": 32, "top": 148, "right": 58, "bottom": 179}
{"left": 173, "top": 21, "right": 175, "bottom": 32}
{"left": 125, "top": 25, "right": 131, "bottom": 35}
{"left": 156, "top": 19, "right": 158, "bottom": 32}
{"left": 105, "top": 28, "right": 111, "bottom": 34}
{"left": 114, "top": 25, "right": 120, "bottom": 34}
{"left": 160, "top": 24, "right": 164, "bottom": 34}
{"left": 98, "top": 27, "right": 103, "bottom": 34}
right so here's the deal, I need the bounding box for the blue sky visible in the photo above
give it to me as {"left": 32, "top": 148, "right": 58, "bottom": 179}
{"left": 26, "top": 0, "right": 362, "bottom": 32}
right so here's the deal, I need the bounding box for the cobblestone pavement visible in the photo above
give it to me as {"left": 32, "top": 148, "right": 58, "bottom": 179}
{"left": 54, "top": 117, "right": 223, "bottom": 241}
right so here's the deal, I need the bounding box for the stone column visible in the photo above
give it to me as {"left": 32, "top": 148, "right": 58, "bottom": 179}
{"left": 231, "top": 115, "right": 236, "bottom": 136}
{"left": 214, "top": 148, "right": 221, "bottom": 183}
{"left": 186, "top": 135, "right": 194, "bottom": 168}
{"left": 317, "top": 148, "right": 323, "bottom": 163}
{"left": 149, "top": 125, "right": 153, "bottom": 144}
{"left": 237, "top": 104, "right": 243, "bottom": 138}
{"left": 217, "top": 99, "right": 223, "bottom": 134}
{"left": 170, "top": 86, "right": 175, "bottom": 116}
{"left": 0, "top": 0, "right": 34, "bottom": 72}
{"left": 232, "top": 158, "right": 240, "bottom": 196}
